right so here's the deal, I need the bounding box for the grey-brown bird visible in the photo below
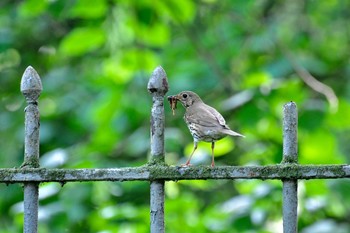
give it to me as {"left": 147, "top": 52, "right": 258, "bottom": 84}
{"left": 170, "top": 91, "right": 244, "bottom": 167}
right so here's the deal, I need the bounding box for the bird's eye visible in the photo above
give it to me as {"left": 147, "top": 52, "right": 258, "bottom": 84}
{"left": 182, "top": 93, "right": 188, "bottom": 98}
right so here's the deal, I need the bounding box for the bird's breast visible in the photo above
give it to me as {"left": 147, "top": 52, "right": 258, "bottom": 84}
{"left": 186, "top": 121, "right": 227, "bottom": 142}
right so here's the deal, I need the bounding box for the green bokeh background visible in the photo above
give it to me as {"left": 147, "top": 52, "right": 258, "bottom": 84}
{"left": 1, "top": 0, "right": 350, "bottom": 232}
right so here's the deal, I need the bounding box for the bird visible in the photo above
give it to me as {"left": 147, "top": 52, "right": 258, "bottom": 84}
{"left": 170, "top": 91, "right": 244, "bottom": 167}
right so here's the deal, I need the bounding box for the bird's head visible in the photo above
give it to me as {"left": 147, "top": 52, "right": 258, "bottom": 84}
{"left": 175, "top": 91, "right": 203, "bottom": 108}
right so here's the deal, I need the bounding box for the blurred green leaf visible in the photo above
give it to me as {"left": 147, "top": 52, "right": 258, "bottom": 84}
{"left": 135, "top": 22, "right": 170, "bottom": 46}
{"left": 155, "top": 0, "right": 195, "bottom": 24}
{"left": 68, "top": 0, "right": 107, "bottom": 19}
{"left": 0, "top": 49, "right": 20, "bottom": 71}
{"left": 327, "top": 99, "right": 350, "bottom": 129}
{"left": 300, "top": 129, "right": 344, "bottom": 164}
{"left": 243, "top": 71, "right": 272, "bottom": 88}
{"left": 18, "top": 0, "right": 48, "bottom": 18}
{"left": 59, "top": 27, "right": 106, "bottom": 56}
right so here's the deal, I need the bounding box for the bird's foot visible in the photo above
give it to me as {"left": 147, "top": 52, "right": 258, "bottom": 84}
{"left": 180, "top": 163, "right": 192, "bottom": 167}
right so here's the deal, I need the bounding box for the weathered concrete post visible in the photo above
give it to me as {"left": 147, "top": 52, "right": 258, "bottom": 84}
{"left": 282, "top": 102, "right": 298, "bottom": 233}
{"left": 21, "top": 66, "right": 42, "bottom": 233}
{"left": 147, "top": 66, "right": 168, "bottom": 233}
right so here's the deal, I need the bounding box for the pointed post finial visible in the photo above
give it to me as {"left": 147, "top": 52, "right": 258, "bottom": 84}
{"left": 21, "top": 66, "right": 42, "bottom": 103}
{"left": 147, "top": 66, "right": 168, "bottom": 96}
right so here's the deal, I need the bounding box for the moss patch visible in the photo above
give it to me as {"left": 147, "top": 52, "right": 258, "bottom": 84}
{"left": 20, "top": 159, "right": 40, "bottom": 169}
{"left": 147, "top": 156, "right": 166, "bottom": 166}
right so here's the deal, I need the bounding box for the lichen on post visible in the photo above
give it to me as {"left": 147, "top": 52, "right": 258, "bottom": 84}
{"left": 147, "top": 66, "right": 168, "bottom": 164}
{"left": 147, "top": 66, "right": 168, "bottom": 233}
{"left": 21, "top": 66, "right": 42, "bottom": 168}
{"left": 282, "top": 101, "right": 298, "bottom": 233}
{"left": 283, "top": 101, "right": 298, "bottom": 164}
{"left": 21, "top": 66, "right": 42, "bottom": 233}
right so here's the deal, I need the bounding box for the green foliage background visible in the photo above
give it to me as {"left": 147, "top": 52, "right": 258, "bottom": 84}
{"left": 1, "top": 0, "right": 350, "bottom": 232}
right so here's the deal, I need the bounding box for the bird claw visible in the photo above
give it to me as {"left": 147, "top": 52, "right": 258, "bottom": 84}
{"left": 180, "top": 163, "right": 192, "bottom": 167}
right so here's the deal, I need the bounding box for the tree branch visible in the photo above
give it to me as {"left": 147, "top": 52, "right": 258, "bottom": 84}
{"left": 284, "top": 50, "right": 339, "bottom": 112}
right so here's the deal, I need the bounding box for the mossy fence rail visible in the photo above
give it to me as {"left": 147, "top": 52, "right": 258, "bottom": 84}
{"left": 3, "top": 66, "right": 350, "bottom": 233}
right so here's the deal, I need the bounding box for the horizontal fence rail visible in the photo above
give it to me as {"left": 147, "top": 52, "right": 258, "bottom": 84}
{"left": 1, "top": 165, "right": 350, "bottom": 182}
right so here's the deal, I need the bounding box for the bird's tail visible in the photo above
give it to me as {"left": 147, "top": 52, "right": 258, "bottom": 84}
{"left": 223, "top": 129, "right": 245, "bottom": 137}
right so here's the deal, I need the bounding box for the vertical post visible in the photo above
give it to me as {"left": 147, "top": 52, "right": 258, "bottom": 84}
{"left": 282, "top": 102, "right": 298, "bottom": 233}
{"left": 147, "top": 66, "right": 168, "bottom": 233}
{"left": 21, "top": 66, "right": 42, "bottom": 233}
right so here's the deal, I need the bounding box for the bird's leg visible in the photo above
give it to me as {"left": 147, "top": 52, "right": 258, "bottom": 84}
{"left": 211, "top": 141, "right": 215, "bottom": 167}
{"left": 184, "top": 141, "right": 198, "bottom": 166}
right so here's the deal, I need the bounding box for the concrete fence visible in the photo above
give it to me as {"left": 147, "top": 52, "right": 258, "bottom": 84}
{"left": 2, "top": 66, "right": 350, "bottom": 233}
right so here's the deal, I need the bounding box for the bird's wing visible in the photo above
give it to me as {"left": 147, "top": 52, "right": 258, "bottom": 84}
{"left": 205, "top": 104, "right": 226, "bottom": 126}
{"left": 185, "top": 103, "right": 226, "bottom": 127}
